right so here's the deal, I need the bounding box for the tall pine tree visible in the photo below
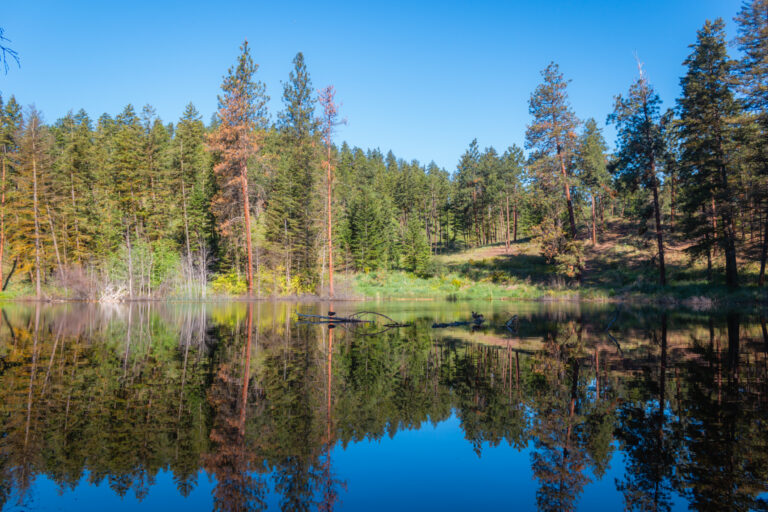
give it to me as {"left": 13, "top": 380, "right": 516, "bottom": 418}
{"left": 678, "top": 19, "right": 741, "bottom": 288}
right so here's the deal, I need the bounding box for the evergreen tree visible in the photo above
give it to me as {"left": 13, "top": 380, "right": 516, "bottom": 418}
{"left": 526, "top": 62, "right": 580, "bottom": 239}
{"left": 608, "top": 70, "right": 668, "bottom": 286}
{"left": 500, "top": 145, "right": 525, "bottom": 246}
{"left": 402, "top": 216, "right": 431, "bottom": 276}
{"left": 208, "top": 40, "right": 269, "bottom": 295}
{"left": 577, "top": 119, "right": 609, "bottom": 245}
{"left": 111, "top": 105, "right": 143, "bottom": 296}
{"left": 343, "top": 190, "right": 389, "bottom": 271}
{"left": 174, "top": 103, "right": 214, "bottom": 265}
{"left": 266, "top": 52, "right": 321, "bottom": 291}
{"left": 14, "top": 108, "right": 52, "bottom": 298}
{"left": 0, "top": 95, "right": 21, "bottom": 288}
{"left": 51, "top": 109, "right": 96, "bottom": 264}
{"left": 454, "top": 139, "right": 482, "bottom": 246}
{"left": 678, "top": 19, "right": 741, "bottom": 288}
{"left": 735, "top": 0, "right": 768, "bottom": 285}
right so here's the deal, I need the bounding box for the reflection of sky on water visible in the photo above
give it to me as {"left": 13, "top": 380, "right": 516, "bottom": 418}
{"left": 6, "top": 413, "right": 689, "bottom": 511}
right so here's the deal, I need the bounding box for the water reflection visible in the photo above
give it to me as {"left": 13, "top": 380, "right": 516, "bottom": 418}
{"left": 0, "top": 302, "right": 767, "bottom": 511}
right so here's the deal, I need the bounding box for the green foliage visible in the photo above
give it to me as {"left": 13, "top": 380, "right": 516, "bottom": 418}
{"left": 211, "top": 270, "right": 247, "bottom": 295}
{"left": 402, "top": 216, "right": 431, "bottom": 276}
{"left": 531, "top": 218, "right": 584, "bottom": 278}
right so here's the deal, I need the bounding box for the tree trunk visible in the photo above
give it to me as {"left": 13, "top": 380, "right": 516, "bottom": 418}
{"left": 717, "top": 157, "right": 738, "bottom": 288}
{"left": 69, "top": 170, "right": 80, "bottom": 259}
{"left": 651, "top": 174, "right": 666, "bottom": 286}
{"left": 240, "top": 163, "right": 254, "bottom": 295}
{"left": 759, "top": 204, "right": 768, "bottom": 286}
{"left": 557, "top": 146, "right": 577, "bottom": 239}
{"left": 504, "top": 194, "right": 510, "bottom": 252}
{"left": 327, "top": 145, "right": 334, "bottom": 298}
{"left": 0, "top": 149, "right": 6, "bottom": 286}
{"left": 126, "top": 227, "right": 133, "bottom": 299}
{"left": 703, "top": 205, "right": 713, "bottom": 282}
{"left": 711, "top": 195, "right": 718, "bottom": 258}
{"left": 513, "top": 203, "right": 518, "bottom": 242}
{"left": 590, "top": 193, "right": 597, "bottom": 245}
{"left": 180, "top": 140, "right": 192, "bottom": 271}
{"left": 32, "top": 149, "right": 42, "bottom": 299}
{"left": 46, "top": 203, "right": 62, "bottom": 270}
{"left": 2, "top": 257, "right": 16, "bottom": 291}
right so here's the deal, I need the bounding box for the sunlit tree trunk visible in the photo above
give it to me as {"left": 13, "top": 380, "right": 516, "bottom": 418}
{"left": 651, "top": 174, "right": 666, "bottom": 286}
{"left": 241, "top": 163, "right": 254, "bottom": 296}
{"left": 0, "top": 148, "right": 6, "bottom": 285}
{"left": 590, "top": 193, "right": 597, "bottom": 245}
{"left": 558, "top": 144, "right": 577, "bottom": 239}
{"left": 32, "top": 144, "right": 42, "bottom": 299}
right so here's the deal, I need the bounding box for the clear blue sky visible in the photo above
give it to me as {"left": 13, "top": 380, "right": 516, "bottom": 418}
{"left": 2, "top": 0, "right": 743, "bottom": 171}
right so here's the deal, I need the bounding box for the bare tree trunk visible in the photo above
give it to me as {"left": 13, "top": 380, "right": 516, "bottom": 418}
{"left": 759, "top": 204, "right": 768, "bottom": 286}
{"left": 32, "top": 148, "right": 42, "bottom": 299}
{"left": 126, "top": 226, "right": 133, "bottom": 299}
{"left": 651, "top": 174, "right": 666, "bottom": 286}
{"left": 718, "top": 160, "right": 739, "bottom": 288}
{"left": 670, "top": 175, "right": 676, "bottom": 227}
{"left": 0, "top": 149, "right": 6, "bottom": 286}
{"left": 557, "top": 146, "right": 577, "bottom": 239}
{"left": 179, "top": 140, "right": 192, "bottom": 271}
{"left": 513, "top": 203, "right": 518, "bottom": 242}
{"left": 703, "top": 205, "right": 713, "bottom": 282}
{"left": 711, "top": 195, "right": 718, "bottom": 258}
{"left": 505, "top": 194, "right": 510, "bottom": 252}
{"left": 240, "top": 163, "right": 254, "bottom": 295}
{"left": 327, "top": 144, "right": 334, "bottom": 298}
{"left": 591, "top": 193, "right": 597, "bottom": 245}
{"left": 45, "top": 204, "right": 62, "bottom": 272}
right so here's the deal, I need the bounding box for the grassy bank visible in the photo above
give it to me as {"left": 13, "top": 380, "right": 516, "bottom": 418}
{"left": 349, "top": 221, "right": 768, "bottom": 305}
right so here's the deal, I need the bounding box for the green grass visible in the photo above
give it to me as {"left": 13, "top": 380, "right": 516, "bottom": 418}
{"left": 349, "top": 228, "right": 768, "bottom": 305}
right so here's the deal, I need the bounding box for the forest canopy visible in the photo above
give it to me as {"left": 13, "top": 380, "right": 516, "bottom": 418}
{"left": 1, "top": 2, "right": 768, "bottom": 300}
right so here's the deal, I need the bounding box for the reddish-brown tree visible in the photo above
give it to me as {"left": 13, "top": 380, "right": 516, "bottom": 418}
{"left": 208, "top": 41, "right": 268, "bottom": 295}
{"left": 317, "top": 86, "right": 344, "bottom": 298}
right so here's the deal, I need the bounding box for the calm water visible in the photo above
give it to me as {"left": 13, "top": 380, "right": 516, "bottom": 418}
{"left": 0, "top": 300, "right": 767, "bottom": 511}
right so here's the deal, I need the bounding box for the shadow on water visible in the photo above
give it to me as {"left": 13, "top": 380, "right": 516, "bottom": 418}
{"left": 0, "top": 301, "right": 767, "bottom": 511}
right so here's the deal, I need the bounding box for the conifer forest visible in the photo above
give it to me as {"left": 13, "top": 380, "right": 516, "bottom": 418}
{"left": 1, "top": 4, "right": 768, "bottom": 303}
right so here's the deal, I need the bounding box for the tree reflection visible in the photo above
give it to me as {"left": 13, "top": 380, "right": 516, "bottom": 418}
{"left": 0, "top": 304, "right": 766, "bottom": 510}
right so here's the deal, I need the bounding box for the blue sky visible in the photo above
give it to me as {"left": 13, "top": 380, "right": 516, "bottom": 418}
{"left": 2, "top": 0, "right": 743, "bottom": 170}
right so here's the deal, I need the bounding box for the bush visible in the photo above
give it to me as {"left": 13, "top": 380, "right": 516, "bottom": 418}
{"left": 532, "top": 217, "right": 584, "bottom": 279}
{"left": 211, "top": 271, "right": 247, "bottom": 295}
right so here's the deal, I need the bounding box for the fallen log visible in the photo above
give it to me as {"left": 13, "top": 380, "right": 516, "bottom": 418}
{"left": 297, "top": 313, "right": 372, "bottom": 324}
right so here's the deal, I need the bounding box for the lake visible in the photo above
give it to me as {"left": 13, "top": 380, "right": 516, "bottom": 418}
{"left": 0, "top": 300, "right": 766, "bottom": 511}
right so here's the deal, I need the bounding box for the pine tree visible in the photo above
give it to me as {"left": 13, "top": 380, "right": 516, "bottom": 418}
{"left": 455, "top": 139, "right": 481, "bottom": 246}
{"left": 317, "top": 85, "right": 343, "bottom": 297}
{"left": 500, "top": 145, "right": 525, "bottom": 246}
{"left": 526, "top": 62, "right": 580, "bottom": 239}
{"left": 112, "top": 105, "right": 144, "bottom": 296}
{"left": 735, "top": 0, "right": 768, "bottom": 285}
{"left": 678, "top": 19, "right": 741, "bottom": 288}
{"left": 0, "top": 95, "right": 21, "bottom": 288}
{"left": 608, "top": 69, "right": 668, "bottom": 286}
{"left": 16, "top": 108, "right": 52, "bottom": 298}
{"left": 174, "top": 103, "right": 212, "bottom": 264}
{"left": 208, "top": 41, "right": 269, "bottom": 295}
{"left": 52, "top": 109, "right": 95, "bottom": 264}
{"left": 577, "top": 119, "right": 609, "bottom": 245}
{"left": 266, "top": 52, "right": 321, "bottom": 291}
{"left": 402, "top": 216, "right": 431, "bottom": 276}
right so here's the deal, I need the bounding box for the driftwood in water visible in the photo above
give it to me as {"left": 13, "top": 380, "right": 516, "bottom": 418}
{"left": 432, "top": 320, "right": 472, "bottom": 328}
{"left": 433, "top": 312, "right": 487, "bottom": 329}
{"left": 297, "top": 313, "right": 372, "bottom": 324}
